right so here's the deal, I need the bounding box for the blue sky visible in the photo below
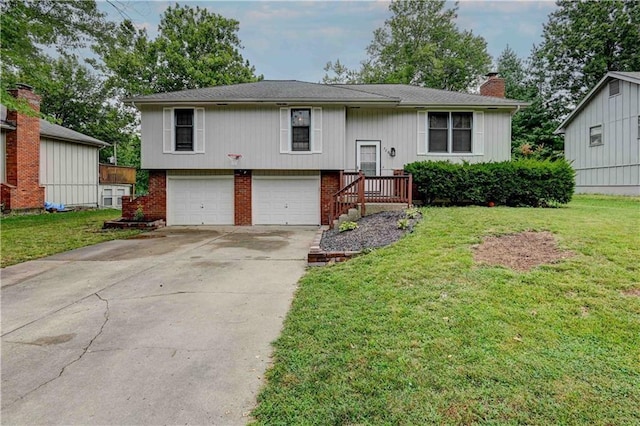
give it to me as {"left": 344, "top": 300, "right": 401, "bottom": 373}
{"left": 98, "top": 0, "right": 557, "bottom": 82}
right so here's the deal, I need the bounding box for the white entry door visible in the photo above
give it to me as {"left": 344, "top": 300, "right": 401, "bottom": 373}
{"left": 168, "top": 177, "right": 234, "bottom": 225}
{"left": 356, "top": 140, "right": 381, "bottom": 176}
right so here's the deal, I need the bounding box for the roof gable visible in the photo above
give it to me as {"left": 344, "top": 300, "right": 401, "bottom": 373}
{"left": 556, "top": 71, "right": 640, "bottom": 133}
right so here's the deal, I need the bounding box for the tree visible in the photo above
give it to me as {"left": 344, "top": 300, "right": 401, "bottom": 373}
{"left": 96, "top": 4, "right": 260, "bottom": 97}
{"left": 495, "top": 46, "right": 563, "bottom": 159}
{"left": 337, "top": 0, "right": 491, "bottom": 91}
{"left": 321, "top": 59, "right": 360, "bottom": 84}
{"left": 0, "top": 0, "right": 111, "bottom": 110}
{"left": 535, "top": 0, "right": 640, "bottom": 116}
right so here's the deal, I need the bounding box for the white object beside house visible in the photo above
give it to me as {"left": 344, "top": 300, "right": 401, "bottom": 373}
{"left": 556, "top": 71, "right": 640, "bottom": 196}
{"left": 127, "top": 79, "right": 528, "bottom": 226}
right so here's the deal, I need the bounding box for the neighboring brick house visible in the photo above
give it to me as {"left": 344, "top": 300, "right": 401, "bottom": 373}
{"left": 125, "top": 76, "right": 527, "bottom": 226}
{"left": 1, "top": 85, "right": 110, "bottom": 212}
{"left": 556, "top": 71, "right": 640, "bottom": 196}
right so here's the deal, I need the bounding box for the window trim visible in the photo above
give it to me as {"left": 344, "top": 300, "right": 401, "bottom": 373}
{"left": 427, "top": 110, "right": 474, "bottom": 155}
{"left": 291, "top": 108, "right": 312, "bottom": 152}
{"left": 162, "top": 106, "right": 205, "bottom": 154}
{"left": 589, "top": 124, "right": 603, "bottom": 147}
{"left": 174, "top": 108, "right": 195, "bottom": 152}
{"left": 280, "top": 106, "right": 323, "bottom": 154}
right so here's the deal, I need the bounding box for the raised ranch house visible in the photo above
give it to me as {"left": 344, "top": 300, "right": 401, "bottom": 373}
{"left": 1, "top": 85, "right": 111, "bottom": 212}
{"left": 126, "top": 76, "right": 527, "bottom": 226}
{"left": 556, "top": 71, "right": 640, "bottom": 196}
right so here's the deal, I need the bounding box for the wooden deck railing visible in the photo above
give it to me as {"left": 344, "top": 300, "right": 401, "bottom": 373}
{"left": 329, "top": 172, "right": 413, "bottom": 228}
{"left": 330, "top": 172, "right": 365, "bottom": 227}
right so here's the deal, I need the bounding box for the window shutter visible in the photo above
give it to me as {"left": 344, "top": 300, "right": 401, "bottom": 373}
{"left": 417, "top": 111, "right": 427, "bottom": 155}
{"left": 280, "top": 108, "right": 290, "bottom": 153}
{"left": 312, "top": 107, "right": 322, "bottom": 153}
{"left": 473, "top": 111, "right": 484, "bottom": 154}
{"left": 163, "top": 108, "right": 173, "bottom": 152}
{"left": 194, "top": 108, "right": 205, "bottom": 152}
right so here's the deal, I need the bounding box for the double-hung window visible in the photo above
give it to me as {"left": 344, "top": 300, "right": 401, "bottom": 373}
{"left": 428, "top": 112, "right": 473, "bottom": 153}
{"left": 280, "top": 107, "right": 322, "bottom": 153}
{"left": 589, "top": 124, "right": 603, "bottom": 146}
{"left": 162, "top": 107, "right": 205, "bottom": 153}
{"left": 174, "top": 109, "right": 194, "bottom": 151}
{"left": 291, "top": 109, "right": 311, "bottom": 151}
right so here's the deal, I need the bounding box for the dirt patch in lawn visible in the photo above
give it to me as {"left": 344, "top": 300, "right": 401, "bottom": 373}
{"left": 473, "top": 231, "right": 573, "bottom": 271}
{"left": 622, "top": 288, "right": 640, "bottom": 297}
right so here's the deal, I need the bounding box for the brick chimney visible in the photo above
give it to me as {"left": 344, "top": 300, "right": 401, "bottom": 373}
{"left": 480, "top": 72, "right": 506, "bottom": 98}
{"left": 1, "top": 84, "right": 45, "bottom": 211}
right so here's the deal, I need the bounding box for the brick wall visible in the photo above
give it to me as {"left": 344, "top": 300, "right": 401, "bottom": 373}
{"left": 234, "top": 170, "right": 252, "bottom": 225}
{"left": 320, "top": 171, "right": 341, "bottom": 225}
{"left": 122, "top": 170, "right": 166, "bottom": 221}
{"left": 1, "top": 86, "right": 45, "bottom": 211}
{"left": 480, "top": 74, "right": 506, "bottom": 98}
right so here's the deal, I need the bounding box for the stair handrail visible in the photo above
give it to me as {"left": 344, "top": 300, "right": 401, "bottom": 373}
{"left": 329, "top": 171, "right": 364, "bottom": 228}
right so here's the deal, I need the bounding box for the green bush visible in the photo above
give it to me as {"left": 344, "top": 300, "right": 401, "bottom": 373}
{"left": 339, "top": 221, "right": 358, "bottom": 232}
{"left": 404, "top": 159, "right": 575, "bottom": 207}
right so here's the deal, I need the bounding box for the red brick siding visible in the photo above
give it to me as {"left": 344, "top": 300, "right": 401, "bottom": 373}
{"left": 122, "top": 170, "right": 167, "bottom": 221}
{"left": 1, "top": 88, "right": 45, "bottom": 211}
{"left": 480, "top": 77, "right": 506, "bottom": 98}
{"left": 234, "top": 170, "right": 252, "bottom": 225}
{"left": 320, "top": 171, "right": 340, "bottom": 225}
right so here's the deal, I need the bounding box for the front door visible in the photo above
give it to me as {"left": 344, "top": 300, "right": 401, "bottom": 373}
{"left": 356, "top": 140, "right": 381, "bottom": 176}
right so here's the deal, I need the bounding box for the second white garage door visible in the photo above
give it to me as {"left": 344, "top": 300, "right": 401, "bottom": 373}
{"left": 168, "top": 177, "right": 234, "bottom": 225}
{"left": 253, "top": 176, "right": 320, "bottom": 225}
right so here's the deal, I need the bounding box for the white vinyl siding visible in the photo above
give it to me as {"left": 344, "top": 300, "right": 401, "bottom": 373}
{"left": 162, "top": 107, "right": 205, "bottom": 154}
{"left": 142, "top": 105, "right": 344, "bottom": 170}
{"left": 345, "top": 108, "right": 505, "bottom": 175}
{"left": 564, "top": 77, "right": 640, "bottom": 195}
{"left": 39, "top": 138, "right": 99, "bottom": 207}
{"left": 279, "top": 107, "right": 323, "bottom": 154}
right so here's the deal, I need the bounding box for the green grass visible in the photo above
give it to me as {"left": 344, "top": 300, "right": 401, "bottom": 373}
{"left": 1, "top": 209, "right": 141, "bottom": 268}
{"left": 253, "top": 195, "right": 640, "bottom": 425}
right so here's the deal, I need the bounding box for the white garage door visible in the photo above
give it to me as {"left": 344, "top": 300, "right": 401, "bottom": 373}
{"left": 253, "top": 176, "right": 320, "bottom": 225}
{"left": 168, "top": 177, "right": 234, "bottom": 225}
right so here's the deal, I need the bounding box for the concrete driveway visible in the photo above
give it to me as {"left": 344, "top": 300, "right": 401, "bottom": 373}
{"left": 1, "top": 226, "right": 317, "bottom": 425}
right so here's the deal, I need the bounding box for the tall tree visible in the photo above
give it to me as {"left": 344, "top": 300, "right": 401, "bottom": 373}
{"left": 535, "top": 0, "right": 640, "bottom": 116}
{"left": 0, "top": 0, "right": 111, "bottom": 110}
{"left": 495, "top": 46, "right": 563, "bottom": 159}
{"left": 324, "top": 0, "right": 491, "bottom": 91}
{"left": 96, "top": 4, "right": 260, "bottom": 97}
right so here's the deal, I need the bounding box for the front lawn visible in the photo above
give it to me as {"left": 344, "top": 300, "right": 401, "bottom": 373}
{"left": 253, "top": 195, "right": 640, "bottom": 425}
{"left": 1, "top": 209, "right": 140, "bottom": 268}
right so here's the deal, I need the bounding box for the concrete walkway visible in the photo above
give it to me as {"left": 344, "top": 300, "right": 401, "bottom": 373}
{"left": 1, "top": 226, "right": 317, "bottom": 425}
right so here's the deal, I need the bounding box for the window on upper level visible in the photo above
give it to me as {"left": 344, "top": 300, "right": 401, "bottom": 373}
{"left": 609, "top": 79, "right": 620, "bottom": 96}
{"left": 279, "top": 107, "right": 322, "bottom": 154}
{"left": 427, "top": 112, "right": 473, "bottom": 154}
{"left": 162, "top": 107, "right": 205, "bottom": 153}
{"left": 174, "top": 109, "right": 194, "bottom": 151}
{"left": 590, "top": 124, "right": 603, "bottom": 146}
{"left": 291, "top": 109, "right": 311, "bottom": 151}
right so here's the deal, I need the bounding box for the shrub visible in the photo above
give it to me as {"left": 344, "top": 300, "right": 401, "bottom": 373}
{"left": 397, "top": 218, "right": 410, "bottom": 230}
{"left": 405, "top": 207, "right": 420, "bottom": 219}
{"left": 404, "top": 159, "right": 575, "bottom": 207}
{"left": 339, "top": 221, "right": 358, "bottom": 232}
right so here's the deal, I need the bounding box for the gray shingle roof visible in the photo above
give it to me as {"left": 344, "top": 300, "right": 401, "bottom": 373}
{"left": 40, "top": 119, "right": 110, "bottom": 147}
{"left": 127, "top": 80, "right": 395, "bottom": 104}
{"left": 126, "top": 80, "right": 528, "bottom": 108}
{"left": 334, "top": 83, "right": 526, "bottom": 106}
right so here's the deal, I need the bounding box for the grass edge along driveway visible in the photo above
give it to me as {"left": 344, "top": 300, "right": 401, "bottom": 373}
{"left": 252, "top": 195, "right": 640, "bottom": 425}
{"left": 1, "top": 209, "right": 140, "bottom": 268}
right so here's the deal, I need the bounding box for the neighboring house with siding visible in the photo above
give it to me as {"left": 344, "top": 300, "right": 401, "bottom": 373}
{"left": 1, "top": 85, "right": 109, "bottom": 212}
{"left": 556, "top": 71, "right": 640, "bottom": 196}
{"left": 126, "top": 77, "right": 527, "bottom": 226}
